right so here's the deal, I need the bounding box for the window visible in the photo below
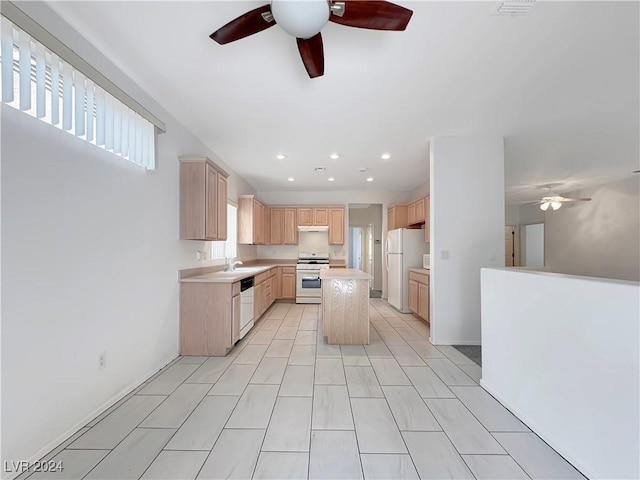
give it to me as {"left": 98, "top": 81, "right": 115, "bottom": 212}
{"left": 0, "top": 14, "right": 162, "bottom": 169}
{"left": 211, "top": 203, "right": 238, "bottom": 260}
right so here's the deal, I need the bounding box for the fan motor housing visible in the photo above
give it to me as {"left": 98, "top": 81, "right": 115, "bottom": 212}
{"left": 271, "top": 0, "right": 331, "bottom": 39}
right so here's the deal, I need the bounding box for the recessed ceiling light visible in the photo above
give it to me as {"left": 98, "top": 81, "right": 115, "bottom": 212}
{"left": 328, "top": 177, "right": 335, "bottom": 182}
{"left": 366, "top": 177, "right": 374, "bottom": 182}
{"left": 330, "top": 153, "right": 340, "bottom": 160}
{"left": 288, "top": 177, "right": 295, "bottom": 182}
{"left": 359, "top": 167, "right": 368, "bottom": 172}
{"left": 276, "top": 154, "right": 287, "bottom": 160}
{"left": 381, "top": 153, "right": 391, "bottom": 160}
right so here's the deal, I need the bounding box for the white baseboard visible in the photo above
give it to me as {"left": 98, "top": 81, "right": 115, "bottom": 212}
{"left": 5, "top": 354, "right": 179, "bottom": 480}
{"left": 480, "top": 380, "right": 593, "bottom": 480}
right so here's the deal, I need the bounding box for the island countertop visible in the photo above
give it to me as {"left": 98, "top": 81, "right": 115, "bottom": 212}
{"left": 320, "top": 269, "right": 373, "bottom": 280}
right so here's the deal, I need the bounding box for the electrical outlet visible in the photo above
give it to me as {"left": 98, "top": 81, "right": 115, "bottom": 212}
{"left": 98, "top": 350, "right": 106, "bottom": 370}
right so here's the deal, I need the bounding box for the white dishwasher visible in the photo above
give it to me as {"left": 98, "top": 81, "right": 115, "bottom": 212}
{"left": 239, "top": 276, "right": 254, "bottom": 339}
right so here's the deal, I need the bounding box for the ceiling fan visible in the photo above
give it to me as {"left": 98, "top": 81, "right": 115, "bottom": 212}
{"left": 528, "top": 189, "right": 592, "bottom": 211}
{"left": 209, "top": 0, "right": 413, "bottom": 78}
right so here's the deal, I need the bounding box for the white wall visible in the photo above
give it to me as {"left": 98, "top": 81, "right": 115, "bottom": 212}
{"left": 518, "top": 201, "right": 545, "bottom": 225}
{"left": 481, "top": 268, "right": 640, "bottom": 480}
{"left": 348, "top": 204, "right": 383, "bottom": 291}
{"left": 505, "top": 204, "right": 519, "bottom": 225}
{"left": 545, "top": 176, "right": 640, "bottom": 281}
{"left": 430, "top": 136, "right": 505, "bottom": 345}
{"left": 410, "top": 181, "right": 429, "bottom": 199}
{"left": 524, "top": 223, "right": 545, "bottom": 266}
{"left": 1, "top": 2, "right": 256, "bottom": 472}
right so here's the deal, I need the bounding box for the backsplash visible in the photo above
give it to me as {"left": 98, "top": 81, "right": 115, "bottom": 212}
{"left": 255, "top": 230, "right": 346, "bottom": 260}
{"left": 257, "top": 244, "right": 346, "bottom": 260}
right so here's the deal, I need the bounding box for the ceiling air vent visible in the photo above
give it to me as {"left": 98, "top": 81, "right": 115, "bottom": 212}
{"left": 314, "top": 166, "right": 327, "bottom": 173}
{"left": 494, "top": 0, "right": 536, "bottom": 16}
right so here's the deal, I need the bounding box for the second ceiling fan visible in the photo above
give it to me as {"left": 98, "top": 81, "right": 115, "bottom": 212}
{"left": 210, "top": 0, "right": 413, "bottom": 78}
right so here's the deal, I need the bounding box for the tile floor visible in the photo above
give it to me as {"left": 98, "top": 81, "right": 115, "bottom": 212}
{"left": 21, "top": 299, "right": 585, "bottom": 479}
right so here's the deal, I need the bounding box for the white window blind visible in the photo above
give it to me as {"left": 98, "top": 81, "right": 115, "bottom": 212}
{"left": 212, "top": 204, "right": 238, "bottom": 260}
{"left": 0, "top": 16, "right": 156, "bottom": 169}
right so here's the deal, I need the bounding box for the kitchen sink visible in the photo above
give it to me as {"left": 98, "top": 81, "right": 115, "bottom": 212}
{"left": 228, "top": 267, "right": 262, "bottom": 273}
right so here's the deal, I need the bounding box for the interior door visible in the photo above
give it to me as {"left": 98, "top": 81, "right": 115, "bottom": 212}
{"left": 365, "top": 225, "right": 373, "bottom": 275}
{"left": 349, "top": 227, "right": 363, "bottom": 269}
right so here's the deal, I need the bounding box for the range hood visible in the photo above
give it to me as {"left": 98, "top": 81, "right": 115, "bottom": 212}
{"left": 298, "top": 225, "right": 329, "bottom": 232}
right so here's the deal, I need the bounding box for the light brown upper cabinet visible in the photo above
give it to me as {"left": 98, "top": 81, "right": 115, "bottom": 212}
{"left": 407, "top": 195, "right": 428, "bottom": 226}
{"left": 264, "top": 206, "right": 271, "bottom": 245}
{"left": 217, "top": 174, "right": 228, "bottom": 240}
{"left": 407, "top": 202, "right": 417, "bottom": 226}
{"left": 270, "top": 207, "right": 298, "bottom": 245}
{"left": 180, "top": 157, "right": 228, "bottom": 241}
{"left": 297, "top": 208, "right": 313, "bottom": 226}
{"left": 328, "top": 207, "right": 345, "bottom": 245}
{"left": 270, "top": 208, "right": 283, "bottom": 245}
{"left": 283, "top": 208, "right": 298, "bottom": 244}
{"left": 314, "top": 208, "right": 329, "bottom": 226}
{"left": 388, "top": 204, "right": 408, "bottom": 230}
{"left": 415, "top": 197, "right": 426, "bottom": 224}
{"left": 238, "top": 195, "right": 268, "bottom": 245}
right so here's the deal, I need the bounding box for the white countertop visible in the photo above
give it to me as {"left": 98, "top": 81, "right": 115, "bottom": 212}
{"left": 320, "top": 269, "right": 373, "bottom": 280}
{"left": 181, "top": 265, "right": 277, "bottom": 283}
{"left": 409, "top": 267, "right": 430, "bottom": 274}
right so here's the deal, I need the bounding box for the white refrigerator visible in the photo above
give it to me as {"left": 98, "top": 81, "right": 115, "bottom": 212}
{"left": 386, "top": 228, "right": 429, "bottom": 313}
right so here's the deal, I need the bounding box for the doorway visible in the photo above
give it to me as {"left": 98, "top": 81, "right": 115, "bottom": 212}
{"left": 505, "top": 225, "right": 521, "bottom": 267}
{"left": 523, "top": 223, "right": 545, "bottom": 267}
{"left": 348, "top": 204, "right": 383, "bottom": 296}
{"left": 348, "top": 226, "right": 373, "bottom": 274}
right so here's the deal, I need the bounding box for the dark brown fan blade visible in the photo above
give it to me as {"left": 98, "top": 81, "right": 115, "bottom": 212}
{"left": 210, "top": 4, "right": 275, "bottom": 45}
{"left": 297, "top": 33, "right": 324, "bottom": 78}
{"left": 330, "top": 1, "right": 413, "bottom": 31}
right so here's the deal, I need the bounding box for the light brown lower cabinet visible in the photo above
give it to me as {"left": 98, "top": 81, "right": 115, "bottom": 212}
{"left": 254, "top": 267, "right": 278, "bottom": 318}
{"left": 409, "top": 280, "right": 419, "bottom": 313}
{"left": 322, "top": 275, "right": 370, "bottom": 345}
{"left": 281, "top": 266, "right": 296, "bottom": 299}
{"left": 182, "top": 266, "right": 292, "bottom": 357}
{"left": 254, "top": 281, "right": 264, "bottom": 320}
{"left": 418, "top": 282, "right": 429, "bottom": 322}
{"left": 232, "top": 293, "right": 241, "bottom": 345}
{"left": 180, "top": 280, "right": 240, "bottom": 356}
{"left": 408, "top": 271, "right": 429, "bottom": 323}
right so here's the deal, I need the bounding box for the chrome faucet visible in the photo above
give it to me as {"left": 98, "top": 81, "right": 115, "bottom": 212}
{"left": 225, "top": 259, "right": 243, "bottom": 272}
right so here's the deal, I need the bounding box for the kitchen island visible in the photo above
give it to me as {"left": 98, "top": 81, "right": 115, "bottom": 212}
{"left": 320, "top": 268, "right": 372, "bottom": 345}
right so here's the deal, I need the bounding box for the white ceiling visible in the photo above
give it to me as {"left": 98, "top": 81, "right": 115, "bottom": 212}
{"left": 47, "top": 1, "right": 639, "bottom": 203}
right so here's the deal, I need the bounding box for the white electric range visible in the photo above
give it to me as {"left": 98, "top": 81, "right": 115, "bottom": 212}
{"left": 296, "top": 252, "right": 330, "bottom": 304}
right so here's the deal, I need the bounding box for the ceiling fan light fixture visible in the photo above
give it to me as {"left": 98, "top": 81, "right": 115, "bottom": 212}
{"left": 540, "top": 202, "right": 550, "bottom": 211}
{"left": 271, "top": 0, "right": 330, "bottom": 39}
{"left": 551, "top": 201, "right": 562, "bottom": 210}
